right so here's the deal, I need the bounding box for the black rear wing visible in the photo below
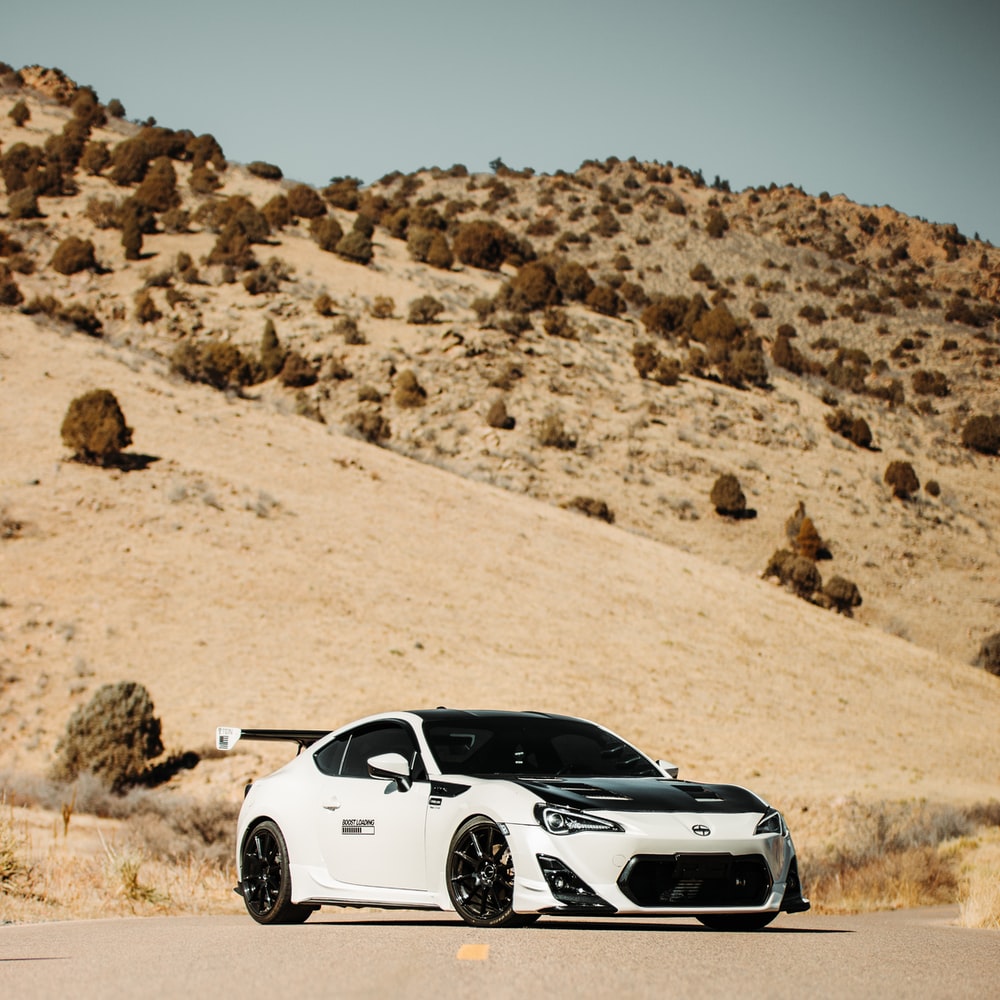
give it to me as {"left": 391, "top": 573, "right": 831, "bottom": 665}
{"left": 215, "top": 726, "right": 329, "bottom": 753}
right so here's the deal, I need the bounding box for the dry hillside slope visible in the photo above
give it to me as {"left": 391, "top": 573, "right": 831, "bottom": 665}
{"left": 1, "top": 65, "right": 998, "bottom": 810}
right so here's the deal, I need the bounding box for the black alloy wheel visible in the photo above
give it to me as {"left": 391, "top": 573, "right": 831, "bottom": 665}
{"left": 240, "top": 820, "right": 313, "bottom": 924}
{"left": 447, "top": 816, "right": 523, "bottom": 927}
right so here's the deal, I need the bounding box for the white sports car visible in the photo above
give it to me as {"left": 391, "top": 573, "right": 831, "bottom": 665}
{"left": 216, "top": 710, "right": 809, "bottom": 930}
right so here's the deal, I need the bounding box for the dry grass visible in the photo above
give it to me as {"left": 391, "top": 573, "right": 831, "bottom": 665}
{"left": 795, "top": 798, "right": 1000, "bottom": 918}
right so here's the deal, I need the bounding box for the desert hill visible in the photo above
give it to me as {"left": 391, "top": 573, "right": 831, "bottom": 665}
{"left": 1, "top": 65, "right": 999, "bottom": 810}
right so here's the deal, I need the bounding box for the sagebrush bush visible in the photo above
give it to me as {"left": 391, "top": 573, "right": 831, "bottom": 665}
{"left": 537, "top": 413, "right": 576, "bottom": 449}
{"left": 134, "top": 289, "right": 161, "bottom": 324}
{"left": 310, "top": 215, "right": 344, "bottom": 252}
{"left": 407, "top": 295, "right": 444, "bottom": 324}
{"left": 247, "top": 160, "right": 283, "bottom": 180}
{"left": 453, "top": 220, "right": 511, "bottom": 270}
{"left": 884, "top": 460, "right": 919, "bottom": 499}
{"left": 555, "top": 261, "right": 595, "bottom": 301}
{"left": 52, "top": 681, "right": 164, "bottom": 791}
{"left": 61, "top": 389, "right": 133, "bottom": 465}
{"left": 134, "top": 157, "right": 179, "bottom": 212}
{"left": 370, "top": 295, "right": 395, "bottom": 319}
{"left": 347, "top": 408, "right": 391, "bottom": 444}
{"left": 564, "top": 497, "right": 615, "bottom": 524}
{"left": 824, "top": 576, "right": 862, "bottom": 615}
{"left": 261, "top": 194, "right": 292, "bottom": 230}
{"left": 393, "top": 370, "right": 427, "bottom": 408}
{"left": 542, "top": 307, "right": 576, "bottom": 340}
{"left": 960, "top": 414, "right": 1000, "bottom": 456}
{"left": 585, "top": 284, "right": 622, "bottom": 316}
{"left": 710, "top": 474, "right": 745, "bottom": 516}
{"left": 486, "top": 398, "right": 515, "bottom": 430}
{"left": 287, "top": 184, "right": 326, "bottom": 218}
{"left": 975, "top": 633, "right": 1000, "bottom": 677}
{"left": 171, "top": 341, "right": 262, "bottom": 390}
{"left": 8, "top": 99, "right": 30, "bottom": 127}
{"left": 825, "top": 407, "right": 873, "bottom": 449}
{"left": 279, "top": 351, "right": 318, "bottom": 388}
{"left": 912, "top": 369, "right": 949, "bottom": 397}
{"left": 505, "top": 261, "right": 561, "bottom": 312}
{"left": 336, "top": 230, "right": 373, "bottom": 264}
{"left": 260, "top": 320, "right": 286, "bottom": 379}
{"left": 705, "top": 208, "right": 729, "bottom": 238}
{"left": 51, "top": 237, "right": 99, "bottom": 275}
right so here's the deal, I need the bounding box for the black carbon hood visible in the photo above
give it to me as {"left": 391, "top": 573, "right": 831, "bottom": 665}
{"left": 511, "top": 777, "right": 768, "bottom": 814}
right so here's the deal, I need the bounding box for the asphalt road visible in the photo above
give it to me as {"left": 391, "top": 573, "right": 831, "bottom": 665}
{"left": 2, "top": 906, "right": 997, "bottom": 1000}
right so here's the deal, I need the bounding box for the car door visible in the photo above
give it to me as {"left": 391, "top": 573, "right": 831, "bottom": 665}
{"left": 314, "top": 721, "right": 430, "bottom": 891}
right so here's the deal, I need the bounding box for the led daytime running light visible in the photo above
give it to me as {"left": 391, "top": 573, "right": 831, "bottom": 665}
{"left": 535, "top": 804, "right": 623, "bottom": 835}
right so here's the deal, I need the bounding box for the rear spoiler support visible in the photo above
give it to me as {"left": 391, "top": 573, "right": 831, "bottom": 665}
{"left": 216, "top": 727, "right": 328, "bottom": 754}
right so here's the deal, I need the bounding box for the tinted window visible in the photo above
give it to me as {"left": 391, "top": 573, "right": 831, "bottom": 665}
{"left": 313, "top": 734, "right": 348, "bottom": 776}
{"left": 423, "top": 716, "right": 658, "bottom": 778}
{"left": 340, "top": 723, "right": 425, "bottom": 780}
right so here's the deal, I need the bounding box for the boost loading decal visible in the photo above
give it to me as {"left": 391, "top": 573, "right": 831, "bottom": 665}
{"left": 342, "top": 818, "right": 376, "bottom": 836}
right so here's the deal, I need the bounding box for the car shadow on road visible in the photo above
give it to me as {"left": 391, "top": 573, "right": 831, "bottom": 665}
{"left": 303, "top": 917, "right": 851, "bottom": 935}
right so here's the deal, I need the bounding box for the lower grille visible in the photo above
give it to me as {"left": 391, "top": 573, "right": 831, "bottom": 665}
{"left": 617, "top": 853, "right": 772, "bottom": 908}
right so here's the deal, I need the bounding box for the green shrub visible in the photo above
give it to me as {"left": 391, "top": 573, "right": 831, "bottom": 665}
{"left": 960, "top": 414, "right": 1000, "bottom": 456}
{"left": 109, "top": 137, "right": 151, "bottom": 186}
{"left": 107, "top": 98, "right": 126, "bottom": 119}
{"left": 336, "top": 315, "right": 366, "bottom": 345}
{"left": 206, "top": 221, "right": 257, "bottom": 271}
{"left": 394, "top": 369, "right": 427, "bottom": 407}
{"left": 49, "top": 237, "right": 98, "bottom": 276}
{"left": 0, "top": 266, "right": 22, "bottom": 306}
{"left": 51, "top": 681, "right": 163, "bottom": 791}
{"left": 884, "top": 460, "right": 919, "bottom": 499}
{"left": 710, "top": 473, "right": 745, "bottom": 516}
{"left": 248, "top": 160, "right": 283, "bottom": 180}
{"left": 407, "top": 295, "right": 444, "bottom": 324}
{"left": 542, "top": 307, "right": 576, "bottom": 340}
{"left": 61, "top": 389, "right": 133, "bottom": 465}
{"left": 335, "top": 230, "right": 373, "bottom": 264}
{"left": 189, "top": 165, "right": 222, "bottom": 194}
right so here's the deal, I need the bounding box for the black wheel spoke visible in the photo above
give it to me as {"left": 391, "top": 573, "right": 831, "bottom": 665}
{"left": 447, "top": 819, "right": 519, "bottom": 927}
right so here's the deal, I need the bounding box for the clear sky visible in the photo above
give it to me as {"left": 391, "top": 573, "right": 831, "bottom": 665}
{"left": 5, "top": 1, "right": 999, "bottom": 243}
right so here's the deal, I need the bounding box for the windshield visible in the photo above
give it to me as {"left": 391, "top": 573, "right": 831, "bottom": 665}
{"left": 422, "top": 715, "right": 659, "bottom": 778}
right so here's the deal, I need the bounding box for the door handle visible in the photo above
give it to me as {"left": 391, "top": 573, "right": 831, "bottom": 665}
{"left": 323, "top": 798, "right": 341, "bottom": 811}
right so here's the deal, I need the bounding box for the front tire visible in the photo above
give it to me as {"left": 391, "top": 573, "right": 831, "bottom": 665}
{"left": 240, "top": 820, "right": 313, "bottom": 924}
{"left": 697, "top": 911, "right": 778, "bottom": 931}
{"left": 447, "top": 816, "right": 521, "bottom": 927}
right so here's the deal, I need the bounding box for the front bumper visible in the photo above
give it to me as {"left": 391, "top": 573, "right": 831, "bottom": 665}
{"left": 506, "top": 813, "right": 807, "bottom": 917}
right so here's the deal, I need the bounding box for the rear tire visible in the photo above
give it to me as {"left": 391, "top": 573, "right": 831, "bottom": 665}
{"left": 240, "top": 820, "right": 313, "bottom": 925}
{"left": 697, "top": 911, "right": 777, "bottom": 931}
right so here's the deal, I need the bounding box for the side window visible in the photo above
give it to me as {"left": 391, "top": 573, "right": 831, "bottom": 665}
{"left": 313, "top": 734, "right": 349, "bottom": 776}
{"left": 340, "top": 723, "right": 425, "bottom": 780}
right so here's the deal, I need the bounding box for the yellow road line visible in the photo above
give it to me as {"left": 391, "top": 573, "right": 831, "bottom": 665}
{"left": 456, "top": 943, "right": 490, "bottom": 961}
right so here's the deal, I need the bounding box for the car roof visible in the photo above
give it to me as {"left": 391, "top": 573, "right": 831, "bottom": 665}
{"left": 407, "top": 709, "right": 583, "bottom": 724}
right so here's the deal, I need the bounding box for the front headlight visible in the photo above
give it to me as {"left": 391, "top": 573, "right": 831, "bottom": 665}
{"left": 535, "top": 803, "right": 624, "bottom": 835}
{"left": 754, "top": 809, "right": 785, "bottom": 836}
